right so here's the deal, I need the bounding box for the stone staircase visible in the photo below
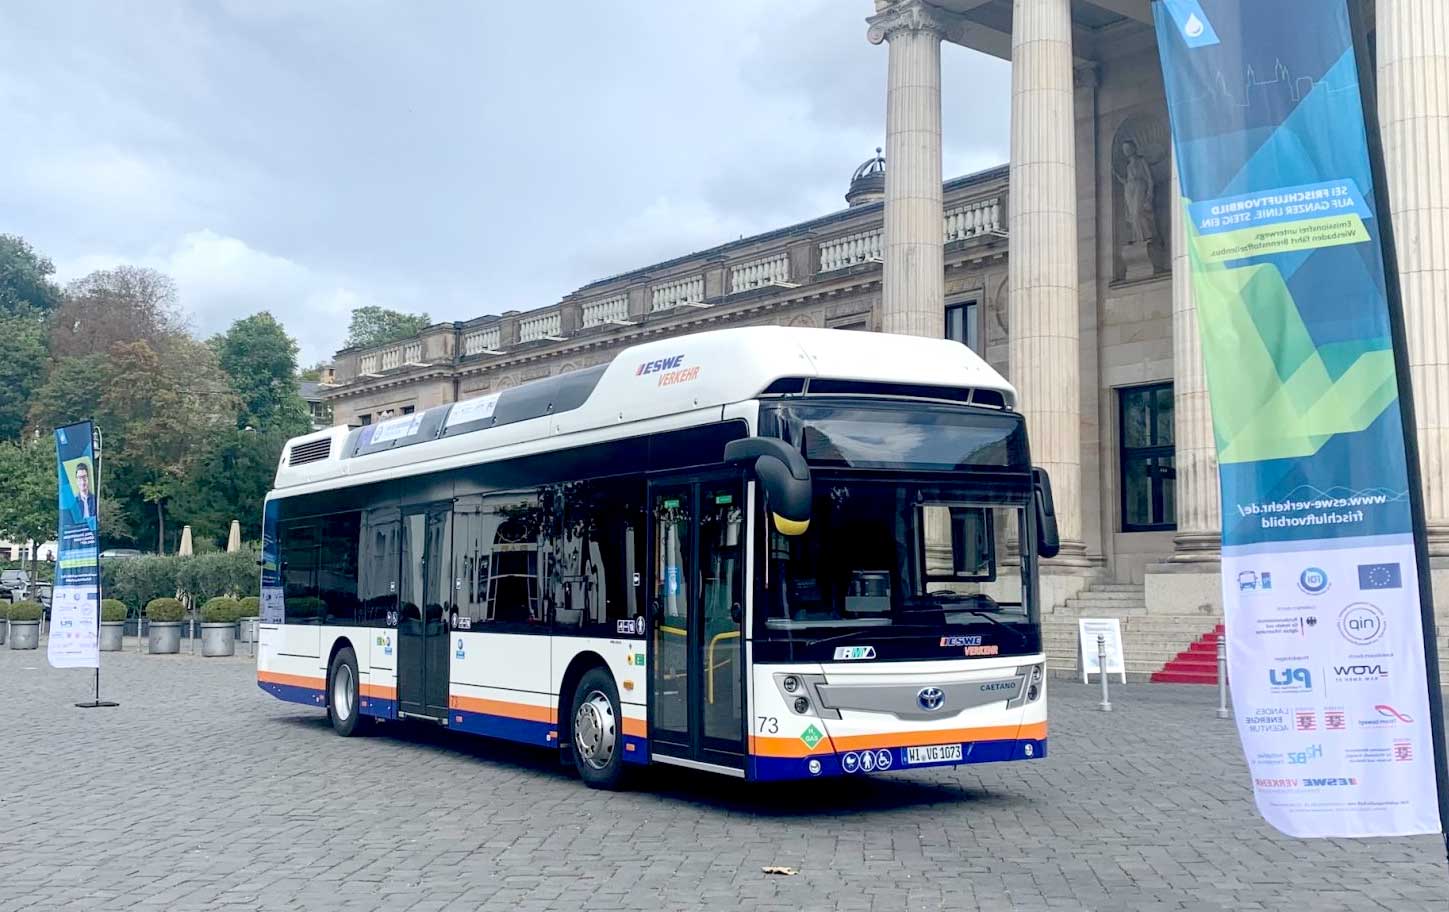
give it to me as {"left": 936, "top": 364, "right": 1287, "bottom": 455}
{"left": 1042, "top": 581, "right": 1222, "bottom": 682}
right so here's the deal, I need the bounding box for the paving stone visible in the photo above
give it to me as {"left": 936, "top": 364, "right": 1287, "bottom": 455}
{"left": 2, "top": 642, "right": 1446, "bottom": 911}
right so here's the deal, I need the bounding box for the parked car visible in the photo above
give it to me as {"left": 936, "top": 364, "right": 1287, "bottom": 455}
{"left": 99, "top": 548, "right": 143, "bottom": 561}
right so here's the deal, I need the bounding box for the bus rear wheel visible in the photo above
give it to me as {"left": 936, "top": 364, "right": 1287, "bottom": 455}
{"left": 570, "top": 668, "right": 625, "bottom": 789}
{"left": 327, "top": 646, "right": 371, "bottom": 737}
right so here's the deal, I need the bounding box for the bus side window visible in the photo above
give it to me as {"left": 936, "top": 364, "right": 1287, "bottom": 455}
{"left": 280, "top": 521, "right": 321, "bottom": 624}
{"left": 320, "top": 513, "right": 360, "bottom": 625}
{"left": 358, "top": 508, "right": 400, "bottom": 626}
{"left": 554, "top": 479, "right": 643, "bottom": 637}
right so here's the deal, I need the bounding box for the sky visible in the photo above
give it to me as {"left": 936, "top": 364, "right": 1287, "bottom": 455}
{"left": 0, "top": 1, "right": 1010, "bottom": 365}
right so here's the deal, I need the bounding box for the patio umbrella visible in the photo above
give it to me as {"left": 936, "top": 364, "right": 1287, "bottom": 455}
{"left": 178, "top": 525, "right": 193, "bottom": 557}
{"left": 226, "top": 520, "right": 241, "bottom": 553}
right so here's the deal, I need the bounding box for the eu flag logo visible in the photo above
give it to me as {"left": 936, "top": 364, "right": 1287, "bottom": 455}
{"left": 1358, "top": 563, "right": 1402, "bottom": 590}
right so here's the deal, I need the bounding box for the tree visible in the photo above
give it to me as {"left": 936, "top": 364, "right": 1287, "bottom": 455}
{"left": 0, "top": 315, "right": 49, "bottom": 440}
{"left": 50, "top": 266, "right": 187, "bottom": 360}
{"left": 212, "top": 312, "right": 310, "bottom": 435}
{"left": 171, "top": 427, "right": 288, "bottom": 546}
{"left": 100, "top": 338, "right": 237, "bottom": 554}
{"left": 0, "top": 438, "right": 59, "bottom": 584}
{"left": 0, "top": 234, "right": 61, "bottom": 317}
{"left": 28, "top": 354, "right": 110, "bottom": 434}
{"left": 344, "top": 305, "right": 431, "bottom": 349}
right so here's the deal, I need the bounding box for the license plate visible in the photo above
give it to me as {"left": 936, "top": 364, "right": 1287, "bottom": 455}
{"left": 905, "top": 743, "right": 963, "bottom": 765}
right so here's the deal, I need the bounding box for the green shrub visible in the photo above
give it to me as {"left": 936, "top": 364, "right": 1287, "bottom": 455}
{"left": 7, "top": 601, "right": 42, "bottom": 622}
{"left": 285, "top": 596, "right": 323, "bottom": 621}
{"left": 145, "top": 597, "right": 185, "bottom": 622}
{"left": 100, "top": 599, "right": 129, "bottom": 622}
{"left": 239, "top": 596, "right": 260, "bottom": 617}
{"left": 201, "top": 596, "right": 242, "bottom": 623}
{"left": 112, "top": 556, "right": 182, "bottom": 616}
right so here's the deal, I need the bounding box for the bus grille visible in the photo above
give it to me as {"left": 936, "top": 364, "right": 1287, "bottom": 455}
{"left": 288, "top": 438, "right": 332, "bottom": 466}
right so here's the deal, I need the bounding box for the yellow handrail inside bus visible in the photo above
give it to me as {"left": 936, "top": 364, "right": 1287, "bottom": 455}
{"left": 707, "top": 630, "right": 740, "bottom": 704}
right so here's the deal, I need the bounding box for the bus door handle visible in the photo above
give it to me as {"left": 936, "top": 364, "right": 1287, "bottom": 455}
{"left": 730, "top": 602, "right": 742, "bottom": 624}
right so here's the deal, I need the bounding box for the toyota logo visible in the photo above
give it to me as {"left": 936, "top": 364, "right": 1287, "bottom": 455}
{"left": 917, "top": 687, "right": 945, "bottom": 712}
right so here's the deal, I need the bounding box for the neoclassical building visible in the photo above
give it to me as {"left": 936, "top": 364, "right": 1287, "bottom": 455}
{"left": 323, "top": 0, "right": 1449, "bottom": 680}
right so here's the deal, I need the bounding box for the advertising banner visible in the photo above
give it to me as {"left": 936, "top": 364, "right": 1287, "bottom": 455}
{"left": 1154, "top": 0, "right": 1442, "bottom": 836}
{"left": 49, "top": 421, "right": 101, "bottom": 669}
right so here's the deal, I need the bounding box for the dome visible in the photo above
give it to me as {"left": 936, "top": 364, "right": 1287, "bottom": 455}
{"left": 845, "top": 148, "right": 886, "bottom": 207}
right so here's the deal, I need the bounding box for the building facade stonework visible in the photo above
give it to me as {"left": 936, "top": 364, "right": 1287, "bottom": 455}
{"left": 323, "top": 0, "right": 1449, "bottom": 680}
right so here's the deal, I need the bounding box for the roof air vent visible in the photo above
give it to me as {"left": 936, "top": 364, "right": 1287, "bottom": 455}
{"left": 288, "top": 438, "right": 332, "bottom": 466}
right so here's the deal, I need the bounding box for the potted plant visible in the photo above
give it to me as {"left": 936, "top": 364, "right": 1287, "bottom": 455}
{"left": 7, "top": 601, "right": 43, "bottom": 650}
{"left": 200, "top": 597, "right": 241, "bottom": 657}
{"left": 238, "top": 595, "right": 262, "bottom": 643}
{"left": 100, "top": 599, "right": 128, "bottom": 651}
{"left": 145, "top": 597, "right": 185, "bottom": 654}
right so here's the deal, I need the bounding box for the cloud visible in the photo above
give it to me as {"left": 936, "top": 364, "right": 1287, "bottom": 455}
{"left": 56, "top": 231, "right": 384, "bottom": 365}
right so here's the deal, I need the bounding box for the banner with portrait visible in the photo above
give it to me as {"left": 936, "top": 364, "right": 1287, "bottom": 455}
{"left": 49, "top": 420, "right": 101, "bottom": 669}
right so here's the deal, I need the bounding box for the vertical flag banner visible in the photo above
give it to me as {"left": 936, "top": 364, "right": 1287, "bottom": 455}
{"left": 50, "top": 421, "right": 101, "bottom": 669}
{"left": 1154, "top": 0, "right": 1442, "bottom": 837}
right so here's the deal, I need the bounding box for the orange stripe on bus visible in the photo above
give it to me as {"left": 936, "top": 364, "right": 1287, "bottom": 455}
{"left": 449, "top": 694, "right": 556, "bottom": 724}
{"left": 750, "top": 721, "right": 1048, "bottom": 758}
{"left": 360, "top": 683, "right": 396, "bottom": 699}
{"left": 258, "top": 671, "right": 323, "bottom": 690}
{"left": 622, "top": 717, "right": 646, "bottom": 738}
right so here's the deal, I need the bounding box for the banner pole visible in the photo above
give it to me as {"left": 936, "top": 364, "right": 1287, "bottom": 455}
{"left": 1347, "top": 0, "right": 1449, "bottom": 864}
{"left": 73, "top": 422, "right": 116, "bottom": 709}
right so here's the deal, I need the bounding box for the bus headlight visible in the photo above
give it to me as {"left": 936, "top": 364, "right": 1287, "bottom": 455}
{"left": 793, "top": 696, "right": 810, "bottom": 714}
{"left": 783, "top": 675, "right": 801, "bottom": 694}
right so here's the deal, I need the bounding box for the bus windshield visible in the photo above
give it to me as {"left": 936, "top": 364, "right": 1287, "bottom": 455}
{"left": 755, "top": 478, "right": 1039, "bottom": 660}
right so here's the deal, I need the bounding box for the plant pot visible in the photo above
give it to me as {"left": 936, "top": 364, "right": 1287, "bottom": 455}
{"left": 99, "top": 621, "right": 126, "bottom": 652}
{"left": 148, "top": 621, "right": 182, "bottom": 654}
{"left": 200, "top": 622, "right": 236, "bottom": 657}
{"left": 0, "top": 621, "right": 7, "bottom": 645}
{"left": 8, "top": 619, "right": 39, "bottom": 650}
{"left": 238, "top": 616, "right": 260, "bottom": 643}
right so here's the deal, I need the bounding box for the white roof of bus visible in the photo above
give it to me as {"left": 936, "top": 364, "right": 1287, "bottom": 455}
{"left": 273, "top": 326, "right": 1015, "bottom": 492}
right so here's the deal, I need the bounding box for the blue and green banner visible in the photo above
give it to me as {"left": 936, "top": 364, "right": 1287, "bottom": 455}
{"left": 49, "top": 420, "right": 101, "bottom": 669}
{"left": 1155, "top": 0, "right": 1442, "bottom": 837}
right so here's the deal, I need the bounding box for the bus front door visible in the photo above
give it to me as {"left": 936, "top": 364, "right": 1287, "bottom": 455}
{"left": 647, "top": 477, "right": 746, "bottom": 770}
{"left": 397, "top": 506, "right": 451, "bottom": 720}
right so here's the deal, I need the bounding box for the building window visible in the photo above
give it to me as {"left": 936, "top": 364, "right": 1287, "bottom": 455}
{"left": 358, "top": 413, "right": 371, "bottom": 426}
{"left": 945, "top": 299, "right": 979, "bottom": 353}
{"left": 401, "top": 405, "right": 415, "bottom": 415}
{"left": 1119, "top": 383, "right": 1176, "bottom": 532}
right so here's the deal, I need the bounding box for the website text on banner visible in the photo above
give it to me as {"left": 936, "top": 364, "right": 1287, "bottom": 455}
{"left": 49, "top": 420, "right": 101, "bottom": 669}
{"left": 1153, "top": 0, "right": 1443, "bottom": 838}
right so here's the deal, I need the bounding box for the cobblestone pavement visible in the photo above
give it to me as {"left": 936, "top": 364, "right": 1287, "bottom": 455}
{"left": 2, "top": 639, "right": 1447, "bottom": 912}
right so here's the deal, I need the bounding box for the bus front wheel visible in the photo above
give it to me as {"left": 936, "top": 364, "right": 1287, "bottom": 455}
{"left": 570, "top": 668, "right": 625, "bottom": 789}
{"left": 327, "top": 646, "right": 371, "bottom": 737}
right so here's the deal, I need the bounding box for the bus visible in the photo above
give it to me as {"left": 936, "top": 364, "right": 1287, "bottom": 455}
{"left": 257, "top": 326, "right": 1059, "bottom": 787}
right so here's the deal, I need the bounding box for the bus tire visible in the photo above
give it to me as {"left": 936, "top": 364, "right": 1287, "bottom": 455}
{"left": 570, "top": 667, "right": 625, "bottom": 789}
{"left": 327, "top": 646, "right": 370, "bottom": 737}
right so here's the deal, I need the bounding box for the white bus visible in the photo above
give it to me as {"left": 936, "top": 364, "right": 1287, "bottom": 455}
{"left": 257, "top": 326, "right": 1059, "bottom": 787}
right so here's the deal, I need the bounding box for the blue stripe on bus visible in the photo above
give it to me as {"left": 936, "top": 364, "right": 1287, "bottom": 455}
{"left": 748, "top": 737, "right": 1047, "bottom": 782}
{"left": 449, "top": 707, "right": 556, "bottom": 746}
{"left": 360, "top": 696, "right": 396, "bottom": 719}
{"left": 622, "top": 736, "right": 650, "bottom": 765}
{"left": 259, "top": 680, "right": 325, "bottom": 708}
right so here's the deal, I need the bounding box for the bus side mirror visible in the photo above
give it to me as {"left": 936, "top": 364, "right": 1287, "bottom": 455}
{"left": 1033, "top": 467, "right": 1060, "bottom": 559}
{"left": 723, "top": 438, "right": 812, "bottom": 536}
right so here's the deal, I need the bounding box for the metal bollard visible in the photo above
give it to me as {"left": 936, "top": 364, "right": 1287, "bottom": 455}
{"left": 1216, "top": 636, "right": 1230, "bottom": 719}
{"left": 1097, "top": 633, "right": 1112, "bottom": 712}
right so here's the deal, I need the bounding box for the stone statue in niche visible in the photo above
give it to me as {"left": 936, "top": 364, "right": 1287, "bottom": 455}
{"left": 1111, "top": 115, "right": 1171, "bottom": 282}
{"left": 1118, "top": 139, "right": 1157, "bottom": 245}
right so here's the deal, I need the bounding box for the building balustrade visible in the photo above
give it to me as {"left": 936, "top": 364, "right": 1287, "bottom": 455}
{"left": 581, "top": 295, "right": 630, "bottom": 327}
{"left": 463, "top": 326, "right": 502, "bottom": 356}
{"left": 818, "top": 229, "right": 883, "bottom": 272}
{"left": 519, "top": 311, "right": 562, "bottom": 343}
{"left": 944, "top": 197, "right": 1004, "bottom": 242}
{"left": 650, "top": 275, "right": 705, "bottom": 312}
{"left": 729, "top": 253, "right": 792, "bottom": 293}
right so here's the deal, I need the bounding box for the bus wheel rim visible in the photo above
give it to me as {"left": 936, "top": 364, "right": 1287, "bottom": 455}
{"left": 574, "top": 690, "right": 616, "bottom": 770}
{"left": 334, "top": 664, "right": 354, "bottom": 721}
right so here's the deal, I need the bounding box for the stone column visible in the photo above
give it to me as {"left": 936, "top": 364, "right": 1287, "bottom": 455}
{"left": 1008, "top": 0, "right": 1084, "bottom": 559}
{"left": 1378, "top": 0, "right": 1449, "bottom": 556}
{"left": 868, "top": 0, "right": 946, "bottom": 338}
{"left": 1168, "top": 148, "right": 1222, "bottom": 562}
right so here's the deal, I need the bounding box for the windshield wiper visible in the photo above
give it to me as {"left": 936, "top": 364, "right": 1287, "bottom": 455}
{"left": 803, "top": 624, "right": 934, "bottom": 648}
